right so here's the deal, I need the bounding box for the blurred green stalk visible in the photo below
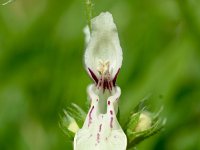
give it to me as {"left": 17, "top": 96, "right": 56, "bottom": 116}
{"left": 85, "top": 0, "right": 93, "bottom": 32}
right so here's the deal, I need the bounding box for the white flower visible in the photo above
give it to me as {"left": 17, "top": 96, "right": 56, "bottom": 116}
{"left": 74, "top": 11, "right": 126, "bottom": 150}
{"left": 74, "top": 84, "right": 127, "bottom": 150}
{"left": 84, "top": 12, "right": 123, "bottom": 91}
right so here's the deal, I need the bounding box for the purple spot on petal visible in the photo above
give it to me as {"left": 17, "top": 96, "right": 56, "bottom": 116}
{"left": 96, "top": 133, "right": 100, "bottom": 143}
{"left": 110, "top": 110, "right": 113, "bottom": 115}
{"left": 113, "top": 68, "right": 120, "bottom": 86}
{"left": 110, "top": 117, "right": 113, "bottom": 128}
{"left": 99, "top": 124, "right": 102, "bottom": 132}
{"left": 88, "top": 68, "right": 98, "bottom": 84}
{"left": 88, "top": 106, "right": 94, "bottom": 127}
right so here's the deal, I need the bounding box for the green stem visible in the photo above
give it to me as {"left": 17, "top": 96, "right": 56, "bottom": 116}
{"left": 85, "top": 0, "right": 93, "bottom": 32}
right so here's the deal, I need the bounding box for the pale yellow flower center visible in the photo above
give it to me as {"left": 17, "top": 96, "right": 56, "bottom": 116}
{"left": 97, "top": 59, "right": 110, "bottom": 76}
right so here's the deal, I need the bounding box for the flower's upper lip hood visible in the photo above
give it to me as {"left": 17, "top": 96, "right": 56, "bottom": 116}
{"left": 91, "top": 12, "right": 116, "bottom": 32}
{"left": 84, "top": 12, "right": 123, "bottom": 90}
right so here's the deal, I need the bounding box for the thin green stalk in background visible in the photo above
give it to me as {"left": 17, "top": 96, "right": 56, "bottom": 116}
{"left": 0, "top": 0, "right": 14, "bottom": 5}
{"left": 85, "top": 0, "right": 93, "bottom": 32}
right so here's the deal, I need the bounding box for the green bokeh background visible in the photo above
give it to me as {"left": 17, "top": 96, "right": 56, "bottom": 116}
{"left": 0, "top": 0, "right": 200, "bottom": 149}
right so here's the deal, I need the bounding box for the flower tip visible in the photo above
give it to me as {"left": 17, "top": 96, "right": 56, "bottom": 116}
{"left": 91, "top": 11, "right": 115, "bottom": 31}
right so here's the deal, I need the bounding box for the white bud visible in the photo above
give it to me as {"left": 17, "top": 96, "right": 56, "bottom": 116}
{"left": 68, "top": 119, "right": 80, "bottom": 133}
{"left": 135, "top": 112, "right": 152, "bottom": 132}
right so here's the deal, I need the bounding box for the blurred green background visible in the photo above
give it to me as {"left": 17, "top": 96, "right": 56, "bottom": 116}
{"left": 0, "top": 0, "right": 200, "bottom": 150}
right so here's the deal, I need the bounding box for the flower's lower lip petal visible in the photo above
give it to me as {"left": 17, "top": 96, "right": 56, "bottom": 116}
{"left": 107, "top": 130, "right": 127, "bottom": 150}
{"left": 74, "top": 85, "right": 127, "bottom": 150}
{"left": 74, "top": 129, "right": 127, "bottom": 150}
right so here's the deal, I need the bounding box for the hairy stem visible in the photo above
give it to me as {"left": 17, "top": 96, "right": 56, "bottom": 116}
{"left": 85, "top": 0, "right": 93, "bottom": 32}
